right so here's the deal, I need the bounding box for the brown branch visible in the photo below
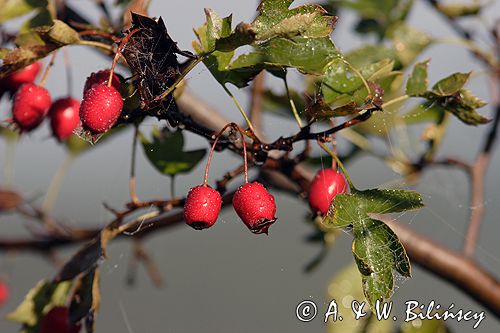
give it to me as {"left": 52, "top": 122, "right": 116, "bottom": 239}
{"left": 464, "top": 75, "right": 500, "bottom": 257}
{"left": 382, "top": 216, "right": 500, "bottom": 316}
{"left": 2, "top": 90, "right": 500, "bottom": 318}
{"left": 249, "top": 72, "right": 265, "bottom": 138}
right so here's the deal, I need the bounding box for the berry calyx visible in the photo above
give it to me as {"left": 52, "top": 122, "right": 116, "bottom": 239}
{"left": 79, "top": 85, "right": 123, "bottom": 134}
{"left": 39, "top": 307, "right": 81, "bottom": 333}
{"left": 12, "top": 83, "right": 51, "bottom": 131}
{"left": 308, "top": 168, "right": 348, "bottom": 215}
{"left": 50, "top": 97, "right": 81, "bottom": 141}
{"left": 184, "top": 185, "right": 222, "bottom": 230}
{"left": 83, "top": 69, "right": 121, "bottom": 93}
{"left": 0, "top": 280, "right": 9, "bottom": 306}
{"left": 233, "top": 182, "right": 277, "bottom": 234}
{"left": 3, "top": 62, "right": 42, "bottom": 92}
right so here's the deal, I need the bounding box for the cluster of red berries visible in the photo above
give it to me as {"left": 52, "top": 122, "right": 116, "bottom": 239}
{"left": 2, "top": 63, "right": 124, "bottom": 140}
{"left": 183, "top": 124, "right": 277, "bottom": 234}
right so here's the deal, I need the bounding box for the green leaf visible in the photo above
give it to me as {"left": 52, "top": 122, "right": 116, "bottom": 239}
{"left": 140, "top": 128, "right": 207, "bottom": 176}
{"left": 436, "top": 2, "right": 481, "bottom": 18}
{"left": 430, "top": 72, "right": 470, "bottom": 96}
{"left": 193, "top": 9, "right": 261, "bottom": 87}
{"left": 0, "top": 0, "right": 47, "bottom": 23}
{"left": 7, "top": 280, "right": 73, "bottom": 328}
{"left": 406, "top": 60, "right": 429, "bottom": 97}
{"left": 323, "top": 187, "right": 423, "bottom": 308}
{"left": 346, "top": 45, "right": 398, "bottom": 69}
{"left": 0, "top": 20, "right": 80, "bottom": 77}
{"left": 336, "top": 0, "right": 413, "bottom": 39}
{"left": 388, "top": 23, "right": 432, "bottom": 66}
{"left": 327, "top": 263, "right": 393, "bottom": 333}
{"left": 321, "top": 58, "right": 392, "bottom": 107}
{"left": 35, "top": 19, "right": 80, "bottom": 45}
{"left": 403, "top": 102, "right": 445, "bottom": 124}
{"left": 215, "top": 0, "right": 336, "bottom": 51}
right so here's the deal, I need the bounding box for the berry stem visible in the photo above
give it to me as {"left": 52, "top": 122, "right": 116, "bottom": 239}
{"left": 203, "top": 123, "right": 249, "bottom": 186}
{"left": 78, "top": 40, "right": 115, "bottom": 53}
{"left": 39, "top": 51, "right": 58, "bottom": 88}
{"left": 317, "top": 140, "right": 355, "bottom": 190}
{"left": 129, "top": 124, "right": 140, "bottom": 204}
{"left": 62, "top": 49, "right": 73, "bottom": 96}
{"left": 329, "top": 118, "right": 337, "bottom": 170}
{"left": 283, "top": 74, "right": 303, "bottom": 128}
{"left": 41, "top": 153, "right": 75, "bottom": 213}
{"left": 108, "top": 28, "right": 141, "bottom": 87}
{"left": 221, "top": 84, "right": 256, "bottom": 134}
{"left": 382, "top": 94, "right": 409, "bottom": 109}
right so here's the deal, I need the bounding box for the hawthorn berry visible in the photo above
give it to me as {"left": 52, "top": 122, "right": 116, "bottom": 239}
{"left": 308, "top": 168, "right": 348, "bottom": 215}
{"left": 79, "top": 85, "right": 123, "bottom": 134}
{"left": 233, "top": 182, "right": 277, "bottom": 234}
{"left": 0, "top": 280, "right": 8, "bottom": 306}
{"left": 50, "top": 97, "right": 81, "bottom": 141}
{"left": 184, "top": 185, "right": 222, "bottom": 230}
{"left": 2, "top": 62, "right": 42, "bottom": 92}
{"left": 39, "top": 307, "right": 81, "bottom": 333}
{"left": 83, "top": 69, "right": 121, "bottom": 93}
{"left": 12, "top": 83, "right": 51, "bottom": 131}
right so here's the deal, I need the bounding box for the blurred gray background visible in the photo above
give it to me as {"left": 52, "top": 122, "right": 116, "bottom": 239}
{"left": 1, "top": 0, "right": 499, "bottom": 332}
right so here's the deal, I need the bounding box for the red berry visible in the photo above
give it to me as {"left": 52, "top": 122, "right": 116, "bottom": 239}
{"left": 3, "top": 62, "right": 42, "bottom": 92}
{"left": 83, "top": 69, "right": 121, "bottom": 93}
{"left": 0, "top": 280, "right": 9, "bottom": 306}
{"left": 184, "top": 185, "right": 222, "bottom": 230}
{"left": 308, "top": 169, "right": 348, "bottom": 215}
{"left": 50, "top": 97, "right": 81, "bottom": 141}
{"left": 12, "top": 83, "right": 51, "bottom": 131}
{"left": 79, "top": 85, "right": 123, "bottom": 134}
{"left": 39, "top": 307, "right": 81, "bottom": 333}
{"left": 232, "top": 182, "right": 277, "bottom": 234}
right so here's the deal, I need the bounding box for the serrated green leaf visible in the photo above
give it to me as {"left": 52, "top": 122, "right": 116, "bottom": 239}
{"left": 460, "top": 89, "right": 487, "bottom": 109}
{"left": 321, "top": 58, "right": 392, "bottom": 107}
{"left": 140, "top": 128, "right": 206, "bottom": 176}
{"left": 323, "top": 187, "right": 422, "bottom": 308}
{"left": 251, "top": 36, "right": 340, "bottom": 74}
{"left": 193, "top": 9, "right": 261, "bottom": 87}
{"left": 0, "top": 20, "right": 81, "bottom": 77}
{"left": 215, "top": 0, "right": 336, "bottom": 52}
{"left": 431, "top": 72, "right": 470, "bottom": 96}
{"left": 0, "top": 0, "right": 47, "bottom": 23}
{"left": 406, "top": 60, "right": 429, "bottom": 96}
